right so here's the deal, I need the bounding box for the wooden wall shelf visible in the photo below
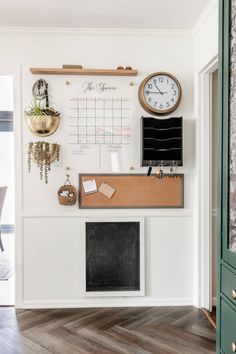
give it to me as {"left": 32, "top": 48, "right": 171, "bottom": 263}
{"left": 30, "top": 67, "right": 138, "bottom": 76}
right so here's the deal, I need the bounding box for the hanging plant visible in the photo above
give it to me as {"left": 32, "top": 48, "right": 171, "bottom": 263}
{"left": 27, "top": 141, "right": 60, "bottom": 184}
{"left": 25, "top": 99, "right": 60, "bottom": 137}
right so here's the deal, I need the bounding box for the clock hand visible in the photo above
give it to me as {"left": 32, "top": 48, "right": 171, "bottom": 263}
{"left": 146, "top": 91, "right": 162, "bottom": 94}
{"left": 154, "top": 85, "right": 163, "bottom": 95}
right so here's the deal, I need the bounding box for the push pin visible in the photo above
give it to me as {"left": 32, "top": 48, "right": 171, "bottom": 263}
{"left": 65, "top": 80, "right": 70, "bottom": 85}
{"left": 130, "top": 82, "right": 135, "bottom": 86}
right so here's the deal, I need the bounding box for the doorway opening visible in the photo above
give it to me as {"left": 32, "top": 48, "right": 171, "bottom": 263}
{"left": 0, "top": 75, "right": 15, "bottom": 306}
{"left": 200, "top": 63, "right": 218, "bottom": 329}
{"left": 211, "top": 69, "right": 218, "bottom": 310}
{"left": 202, "top": 68, "right": 218, "bottom": 328}
{"left": 197, "top": 55, "right": 218, "bottom": 324}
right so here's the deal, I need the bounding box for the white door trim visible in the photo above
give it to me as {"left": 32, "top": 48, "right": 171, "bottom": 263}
{"left": 197, "top": 55, "right": 218, "bottom": 310}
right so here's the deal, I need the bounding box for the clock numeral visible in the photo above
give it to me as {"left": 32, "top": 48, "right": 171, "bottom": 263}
{"left": 167, "top": 79, "right": 169, "bottom": 84}
{"left": 154, "top": 102, "right": 157, "bottom": 107}
{"left": 166, "top": 102, "right": 170, "bottom": 108}
{"left": 173, "top": 90, "right": 176, "bottom": 96}
{"left": 148, "top": 97, "right": 152, "bottom": 103}
{"left": 171, "top": 98, "right": 175, "bottom": 103}
{"left": 159, "top": 104, "right": 163, "bottom": 109}
{"left": 171, "top": 84, "right": 175, "bottom": 89}
{"left": 153, "top": 79, "right": 157, "bottom": 84}
{"left": 148, "top": 84, "right": 153, "bottom": 89}
{"left": 159, "top": 77, "right": 163, "bottom": 82}
{"left": 145, "top": 90, "right": 149, "bottom": 95}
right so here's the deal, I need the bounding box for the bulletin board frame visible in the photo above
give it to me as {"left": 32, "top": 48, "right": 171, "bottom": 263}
{"left": 79, "top": 174, "right": 184, "bottom": 209}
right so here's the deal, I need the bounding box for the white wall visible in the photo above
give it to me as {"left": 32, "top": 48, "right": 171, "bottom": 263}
{"left": 193, "top": 0, "right": 218, "bottom": 73}
{"left": 0, "top": 28, "right": 195, "bottom": 308}
{"left": 193, "top": 0, "right": 219, "bottom": 308}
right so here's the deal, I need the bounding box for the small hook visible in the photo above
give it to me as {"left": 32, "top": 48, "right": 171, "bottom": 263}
{"left": 66, "top": 167, "right": 70, "bottom": 178}
{"left": 159, "top": 168, "right": 164, "bottom": 179}
{"left": 170, "top": 161, "right": 177, "bottom": 175}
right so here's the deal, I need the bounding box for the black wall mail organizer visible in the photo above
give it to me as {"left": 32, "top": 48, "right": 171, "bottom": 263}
{"left": 142, "top": 116, "right": 183, "bottom": 167}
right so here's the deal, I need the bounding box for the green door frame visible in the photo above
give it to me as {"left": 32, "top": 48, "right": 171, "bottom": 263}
{"left": 216, "top": 0, "right": 236, "bottom": 352}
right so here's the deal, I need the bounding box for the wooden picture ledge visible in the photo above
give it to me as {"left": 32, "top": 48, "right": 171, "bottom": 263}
{"left": 30, "top": 67, "right": 138, "bottom": 76}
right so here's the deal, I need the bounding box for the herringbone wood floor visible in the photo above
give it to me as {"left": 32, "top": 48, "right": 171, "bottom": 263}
{"left": 0, "top": 306, "right": 215, "bottom": 354}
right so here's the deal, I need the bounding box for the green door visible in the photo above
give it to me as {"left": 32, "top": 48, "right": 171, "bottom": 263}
{"left": 220, "top": 0, "right": 236, "bottom": 269}
{"left": 218, "top": 0, "right": 236, "bottom": 353}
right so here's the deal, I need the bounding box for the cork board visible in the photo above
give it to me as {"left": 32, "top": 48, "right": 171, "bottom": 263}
{"left": 79, "top": 174, "right": 184, "bottom": 209}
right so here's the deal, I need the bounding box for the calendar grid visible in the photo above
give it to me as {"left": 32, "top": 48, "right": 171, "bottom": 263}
{"left": 68, "top": 97, "right": 131, "bottom": 145}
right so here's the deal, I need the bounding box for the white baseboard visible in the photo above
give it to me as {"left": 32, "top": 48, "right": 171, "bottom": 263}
{"left": 19, "top": 297, "right": 193, "bottom": 309}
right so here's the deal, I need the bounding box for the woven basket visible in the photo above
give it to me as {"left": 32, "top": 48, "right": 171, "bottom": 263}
{"left": 58, "top": 184, "right": 77, "bottom": 206}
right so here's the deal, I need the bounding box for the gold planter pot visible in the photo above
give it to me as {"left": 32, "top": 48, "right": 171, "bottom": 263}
{"left": 25, "top": 114, "right": 60, "bottom": 137}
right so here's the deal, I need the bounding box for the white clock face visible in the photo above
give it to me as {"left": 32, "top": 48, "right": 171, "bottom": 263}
{"left": 143, "top": 74, "right": 180, "bottom": 113}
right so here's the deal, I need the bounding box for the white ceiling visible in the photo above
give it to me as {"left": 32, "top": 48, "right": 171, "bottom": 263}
{"left": 0, "top": 0, "right": 211, "bottom": 29}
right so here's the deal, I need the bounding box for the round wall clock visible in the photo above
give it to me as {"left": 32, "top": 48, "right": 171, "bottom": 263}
{"left": 138, "top": 72, "right": 182, "bottom": 115}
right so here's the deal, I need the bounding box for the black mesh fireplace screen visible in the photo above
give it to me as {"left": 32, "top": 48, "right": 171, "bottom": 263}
{"left": 86, "top": 221, "right": 140, "bottom": 292}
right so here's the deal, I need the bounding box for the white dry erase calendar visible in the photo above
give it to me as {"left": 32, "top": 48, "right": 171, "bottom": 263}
{"left": 64, "top": 78, "right": 137, "bottom": 171}
{"left": 65, "top": 80, "right": 132, "bottom": 145}
{"left": 68, "top": 96, "right": 131, "bottom": 145}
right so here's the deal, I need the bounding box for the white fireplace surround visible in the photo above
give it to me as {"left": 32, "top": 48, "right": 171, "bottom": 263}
{"left": 80, "top": 217, "right": 145, "bottom": 297}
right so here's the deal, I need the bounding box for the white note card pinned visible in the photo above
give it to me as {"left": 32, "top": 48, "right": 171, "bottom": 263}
{"left": 82, "top": 179, "right": 97, "bottom": 195}
{"left": 98, "top": 182, "right": 116, "bottom": 199}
